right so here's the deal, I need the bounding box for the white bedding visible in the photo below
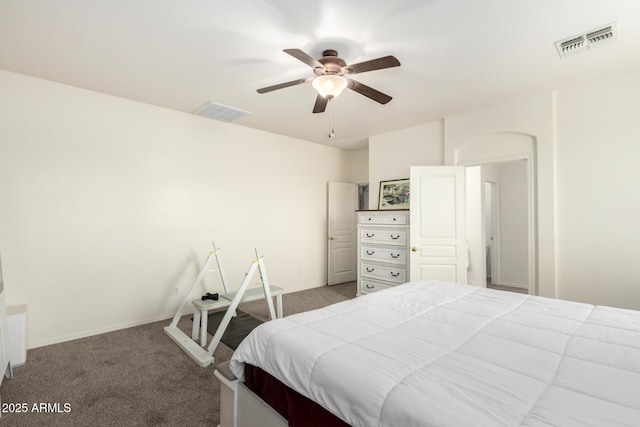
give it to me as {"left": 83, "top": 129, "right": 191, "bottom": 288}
{"left": 230, "top": 280, "right": 640, "bottom": 426}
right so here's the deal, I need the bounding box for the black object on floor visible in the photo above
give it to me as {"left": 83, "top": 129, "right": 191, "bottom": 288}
{"left": 205, "top": 309, "right": 263, "bottom": 350}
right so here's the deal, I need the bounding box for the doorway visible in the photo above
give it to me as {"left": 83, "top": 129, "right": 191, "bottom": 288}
{"left": 467, "top": 161, "right": 529, "bottom": 294}
{"left": 357, "top": 183, "right": 369, "bottom": 211}
{"left": 456, "top": 132, "right": 536, "bottom": 295}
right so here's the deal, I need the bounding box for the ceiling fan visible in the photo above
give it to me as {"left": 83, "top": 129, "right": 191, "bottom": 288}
{"left": 257, "top": 48, "right": 401, "bottom": 113}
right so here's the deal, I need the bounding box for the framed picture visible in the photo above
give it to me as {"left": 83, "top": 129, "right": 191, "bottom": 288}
{"left": 378, "top": 179, "right": 410, "bottom": 210}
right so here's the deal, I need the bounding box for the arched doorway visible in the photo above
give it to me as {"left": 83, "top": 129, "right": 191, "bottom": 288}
{"left": 455, "top": 132, "right": 537, "bottom": 295}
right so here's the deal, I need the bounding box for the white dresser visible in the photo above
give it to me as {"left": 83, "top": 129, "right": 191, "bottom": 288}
{"left": 356, "top": 210, "right": 409, "bottom": 295}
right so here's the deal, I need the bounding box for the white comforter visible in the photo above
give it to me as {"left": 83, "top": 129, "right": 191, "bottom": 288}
{"left": 230, "top": 280, "right": 640, "bottom": 426}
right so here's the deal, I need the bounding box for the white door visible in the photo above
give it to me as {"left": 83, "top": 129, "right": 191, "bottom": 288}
{"left": 327, "top": 182, "right": 357, "bottom": 285}
{"left": 409, "top": 166, "right": 467, "bottom": 283}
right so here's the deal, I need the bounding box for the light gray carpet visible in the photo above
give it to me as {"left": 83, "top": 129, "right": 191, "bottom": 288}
{"left": 0, "top": 281, "right": 356, "bottom": 426}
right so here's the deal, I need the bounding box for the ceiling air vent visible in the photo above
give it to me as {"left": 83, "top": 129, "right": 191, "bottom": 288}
{"left": 192, "top": 101, "right": 251, "bottom": 122}
{"left": 555, "top": 22, "right": 618, "bottom": 58}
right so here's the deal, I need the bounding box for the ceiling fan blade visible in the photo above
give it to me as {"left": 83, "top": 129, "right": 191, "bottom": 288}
{"left": 257, "top": 77, "right": 311, "bottom": 94}
{"left": 348, "top": 80, "right": 393, "bottom": 104}
{"left": 284, "top": 48, "right": 323, "bottom": 69}
{"left": 345, "top": 55, "right": 400, "bottom": 74}
{"left": 312, "top": 94, "right": 328, "bottom": 113}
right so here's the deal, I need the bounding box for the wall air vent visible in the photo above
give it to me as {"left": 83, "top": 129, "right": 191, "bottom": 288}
{"left": 192, "top": 101, "right": 251, "bottom": 122}
{"left": 555, "top": 22, "right": 618, "bottom": 58}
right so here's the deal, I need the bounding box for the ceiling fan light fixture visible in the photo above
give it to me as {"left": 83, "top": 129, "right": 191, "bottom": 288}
{"left": 257, "top": 48, "right": 400, "bottom": 113}
{"left": 312, "top": 75, "right": 348, "bottom": 99}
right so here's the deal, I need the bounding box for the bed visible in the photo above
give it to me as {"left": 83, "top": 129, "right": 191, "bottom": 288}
{"left": 227, "top": 280, "right": 640, "bottom": 426}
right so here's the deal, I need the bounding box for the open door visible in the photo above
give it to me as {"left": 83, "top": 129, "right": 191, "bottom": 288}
{"left": 409, "top": 167, "right": 466, "bottom": 283}
{"left": 327, "top": 182, "right": 357, "bottom": 285}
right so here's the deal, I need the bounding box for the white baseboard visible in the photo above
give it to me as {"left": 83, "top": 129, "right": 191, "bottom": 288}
{"left": 28, "top": 309, "right": 196, "bottom": 350}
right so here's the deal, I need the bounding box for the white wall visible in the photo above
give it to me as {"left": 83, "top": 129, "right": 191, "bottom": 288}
{"left": 345, "top": 148, "right": 369, "bottom": 184}
{"left": 0, "top": 70, "right": 353, "bottom": 348}
{"left": 368, "top": 121, "right": 443, "bottom": 209}
{"left": 555, "top": 71, "right": 640, "bottom": 309}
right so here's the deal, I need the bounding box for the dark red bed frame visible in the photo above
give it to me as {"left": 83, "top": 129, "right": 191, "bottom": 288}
{"left": 245, "top": 364, "right": 351, "bottom": 427}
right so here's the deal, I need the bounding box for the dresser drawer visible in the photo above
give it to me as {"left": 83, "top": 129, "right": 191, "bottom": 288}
{"left": 360, "top": 279, "right": 392, "bottom": 295}
{"left": 360, "top": 229, "right": 407, "bottom": 246}
{"left": 358, "top": 212, "right": 408, "bottom": 225}
{"left": 361, "top": 246, "right": 406, "bottom": 265}
{"left": 361, "top": 262, "right": 406, "bottom": 284}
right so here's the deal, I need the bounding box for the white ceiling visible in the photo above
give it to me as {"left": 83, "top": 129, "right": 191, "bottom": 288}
{"left": 1, "top": 1, "right": 639, "bottom": 149}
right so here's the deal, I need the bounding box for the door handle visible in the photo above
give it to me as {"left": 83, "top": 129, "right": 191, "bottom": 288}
{"left": 411, "top": 246, "right": 418, "bottom": 252}
{"left": 329, "top": 236, "right": 336, "bottom": 240}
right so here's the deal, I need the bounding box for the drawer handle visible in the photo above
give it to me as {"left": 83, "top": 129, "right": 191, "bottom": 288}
{"left": 390, "top": 272, "right": 400, "bottom": 277}
{"left": 393, "top": 217, "right": 397, "bottom": 221}
{"left": 390, "top": 253, "right": 400, "bottom": 259}
{"left": 366, "top": 267, "right": 375, "bottom": 273}
{"left": 365, "top": 284, "right": 374, "bottom": 289}
{"left": 366, "top": 250, "right": 375, "bottom": 255}
{"left": 366, "top": 233, "right": 375, "bottom": 238}
{"left": 390, "top": 234, "right": 400, "bottom": 240}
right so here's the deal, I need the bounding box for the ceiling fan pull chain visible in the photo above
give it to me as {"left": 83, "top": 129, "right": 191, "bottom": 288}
{"left": 329, "top": 101, "right": 336, "bottom": 139}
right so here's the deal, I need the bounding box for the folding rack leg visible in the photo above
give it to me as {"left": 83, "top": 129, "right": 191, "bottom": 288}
{"left": 213, "top": 241, "right": 231, "bottom": 295}
{"left": 256, "top": 251, "right": 277, "bottom": 320}
{"left": 213, "top": 241, "right": 236, "bottom": 317}
{"left": 205, "top": 260, "right": 260, "bottom": 357}
{"left": 168, "top": 250, "right": 216, "bottom": 328}
{"left": 191, "top": 310, "right": 201, "bottom": 341}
